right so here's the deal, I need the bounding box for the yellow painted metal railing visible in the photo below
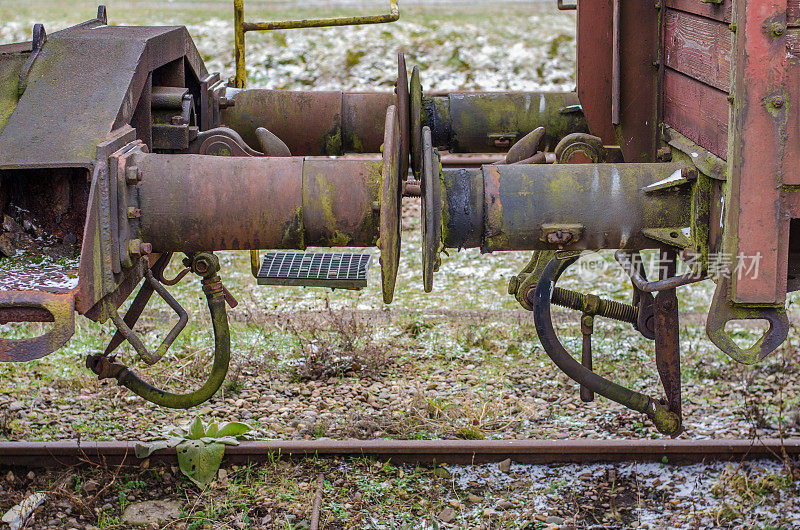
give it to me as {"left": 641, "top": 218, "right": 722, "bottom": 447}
{"left": 233, "top": 0, "right": 399, "bottom": 89}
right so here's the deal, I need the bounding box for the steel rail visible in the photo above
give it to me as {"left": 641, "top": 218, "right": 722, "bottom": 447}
{"left": 1, "top": 439, "right": 798, "bottom": 468}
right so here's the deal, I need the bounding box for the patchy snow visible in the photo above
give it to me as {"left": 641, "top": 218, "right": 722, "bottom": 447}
{"left": 0, "top": 259, "right": 79, "bottom": 293}
{"left": 446, "top": 459, "right": 800, "bottom": 528}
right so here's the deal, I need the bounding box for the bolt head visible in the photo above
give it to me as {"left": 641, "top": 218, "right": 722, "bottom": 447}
{"left": 127, "top": 238, "right": 143, "bottom": 257}
{"left": 772, "top": 96, "right": 784, "bottom": 108}
{"left": 508, "top": 276, "right": 519, "bottom": 295}
{"left": 127, "top": 239, "right": 151, "bottom": 258}
{"left": 125, "top": 166, "right": 141, "bottom": 184}
{"left": 194, "top": 260, "right": 210, "bottom": 274}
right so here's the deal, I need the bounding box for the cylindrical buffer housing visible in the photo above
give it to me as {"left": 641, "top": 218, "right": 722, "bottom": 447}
{"left": 424, "top": 92, "right": 588, "bottom": 153}
{"left": 222, "top": 89, "right": 395, "bottom": 156}
{"left": 222, "top": 89, "right": 588, "bottom": 156}
{"left": 440, "top": 163, "right": 691, "bottom": 252}
{"left": 134, "top": 153, "right": 382, "bottom": 252}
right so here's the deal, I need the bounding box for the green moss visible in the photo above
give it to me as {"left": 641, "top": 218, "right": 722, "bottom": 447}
{"left": 322, "top": 124, "right": 342, "bottom": 156}
{"left": 345, "top": 49, "right": 366, "bottom": 68}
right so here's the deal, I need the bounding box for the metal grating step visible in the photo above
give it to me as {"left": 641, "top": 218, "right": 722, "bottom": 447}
{"left": 256, "top": 251, "right": 372, "bottom": 290}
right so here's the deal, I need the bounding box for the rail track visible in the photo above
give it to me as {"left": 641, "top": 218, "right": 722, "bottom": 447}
{"left": 2, "top": 438, "right": 799, "bottom": 468}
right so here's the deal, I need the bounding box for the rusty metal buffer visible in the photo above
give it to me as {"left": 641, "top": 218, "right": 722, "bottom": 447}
{"left": 0, "top": 2, "right": 791, "bottom": 436}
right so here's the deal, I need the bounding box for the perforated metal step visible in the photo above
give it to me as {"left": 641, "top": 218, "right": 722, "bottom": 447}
{"left": 256, "top": 251, "right": 372, "bottom": 290}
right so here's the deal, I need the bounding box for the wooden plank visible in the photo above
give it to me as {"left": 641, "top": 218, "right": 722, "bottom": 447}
{"left": 616, "top": 0, "right": 660, "bottom": 161}
{"left": 663, "top": 69, "right": 729, "bottom": 159}
{"left": 726, "top": 0, "right": 788, "bottom": 305}
{"left": 783, "top": 28, "right": 800, "bottom": 185}
{"left": 664, "top": 9, "right": 732, "bottom": 91}
{"left": 577, "top": 0, "right": 615, "bottom": 144}
{"left": 789, "top": 0, "right": 800, "bottom": 26}
{"left": 664, "top": 0, "right": 732, "bottom": 23}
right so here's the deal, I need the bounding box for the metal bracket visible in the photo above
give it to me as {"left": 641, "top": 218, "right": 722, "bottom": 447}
{"left": 17, "top": 24, "right": 47, "bottom": 97}
{"left": 0, "top": 291, "right": 75, "bottom": 362}
{"left": 615, "top": 250, "right": 705, "bottom": 292}
{"left": 706, "top": 276, "right": 789, "bottom": 365}
{"left": 108, "top": 269, "right": 188, "bottom": 365}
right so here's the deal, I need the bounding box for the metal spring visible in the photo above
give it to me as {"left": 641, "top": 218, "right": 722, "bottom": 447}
{"left": 552, "top": 287, "right": 638, "bottom": 325}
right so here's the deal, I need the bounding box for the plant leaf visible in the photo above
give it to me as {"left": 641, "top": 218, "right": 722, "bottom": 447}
{"left": 134, "top": 437, "right": 183, "bottom": 458}
{"left": 215, "top": 421, "right": 251, "bottom": 438}
{"left": 176, "top": 440, "right": 226, "bottom": 488}
{"left": 214, "top": 436, "right": 241, "bottom": 446}
{"left": 205, "top": 421, "right": 219, "bottom": 438}
{"left": 186, "top": 417, "right": 206, "bottom": 440}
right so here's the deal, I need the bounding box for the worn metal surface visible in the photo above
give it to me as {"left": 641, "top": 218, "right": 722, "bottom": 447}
{"left": 221, "top": 89, "right": 587, "bottom": 159}
{"left": 0, "top": 25, "right": 207, "bottom": 169}
{"left": 397, "top": 53, "right": 410, "bottom": 178}
{"left": 442, "top": 92, "right": 588, "bottom": 153}
{"left": 706, "top": 276, "right": 790, "bottom": 365}
{"left": 442, "top": 164, "right": 691, "bottom": 252}
{"left": 409, "top": 66, "right": 423, "bottom": 177}
{"left": 653, "top": 251, "right": 682, "bottom": 431}
{"left": 302, "top": 157, "right": 382, "bottom": 247}
{"left": 0, "top": 291, "right": 75, "bottom": 362}
{"left": 421, "top": 127, "right": 442, "bottom": 292}
{"left": 135, "top": 153, "right": 385, "bottom": 252}
{"left": 2, "top": 438, "right": 799, "bottom": 467}
{"left": 378, "top": 105, "right": 401, "bottom": 304}
{"left": 137, "top": 153, "right": 303, "bottom": 251}
{"left": 342, "top": 92, "right": 396, "bottom": 154}
{"left": 554, "top": 133, "right": 606, "bottom": 164}
{"left": 480, "top": 163, "right": 691, "bottom": 252}
{"left": 222, "top": 89, "right": 344, "bottom": 155}
{"left": 441, "top": 167, "right": 484, "bottom": 250}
